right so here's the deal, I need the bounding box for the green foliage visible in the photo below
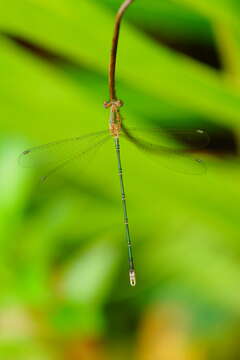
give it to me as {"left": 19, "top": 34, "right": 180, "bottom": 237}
{"left": 0, "top": 0, "right": 240, "bottom": 358}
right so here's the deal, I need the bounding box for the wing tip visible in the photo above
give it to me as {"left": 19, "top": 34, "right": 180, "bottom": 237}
{"left": 22, "top": 149, "right": 30, "bottom": 155}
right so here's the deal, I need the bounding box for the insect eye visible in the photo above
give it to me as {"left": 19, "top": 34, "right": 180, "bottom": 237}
{"left": 103, "top": 101, "right": 111, "bottom": 108}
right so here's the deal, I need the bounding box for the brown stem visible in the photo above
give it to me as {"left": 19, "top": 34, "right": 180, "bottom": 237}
{"left": 109, "top": 0, "right": 134, "bottom": 102}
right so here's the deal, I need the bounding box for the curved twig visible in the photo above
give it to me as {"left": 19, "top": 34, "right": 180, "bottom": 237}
{"left": 109, "top": 0, "right": 134, "bottom": 101}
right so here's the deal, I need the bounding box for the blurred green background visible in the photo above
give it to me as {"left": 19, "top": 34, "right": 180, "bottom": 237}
{"left": 1, "top": 0, "right": 240, "bottom": 359}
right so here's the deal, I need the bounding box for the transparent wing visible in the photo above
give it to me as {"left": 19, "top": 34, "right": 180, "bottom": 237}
{"left": 122, "top": 126, "right": 209, "bottom": 175}
{"left": 19, "top": 130, "right": 109, "bottom": 181}
{"left": 154, "top": 152, "right": 206, "bottom": 175}
{"left": 122, "top": 126, "right": 209, "bottom": 151}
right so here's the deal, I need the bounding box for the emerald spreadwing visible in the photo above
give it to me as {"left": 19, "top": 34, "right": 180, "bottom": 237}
{"left": 19, "top": 118, "right": 209, "bottom": 286}
{"left": 19, "top": 0, "right": 210, "bottom": 286}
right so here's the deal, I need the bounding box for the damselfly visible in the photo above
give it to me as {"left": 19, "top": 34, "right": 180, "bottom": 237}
{"left": 19, "top": 112, "right": 209, "bottom": 286}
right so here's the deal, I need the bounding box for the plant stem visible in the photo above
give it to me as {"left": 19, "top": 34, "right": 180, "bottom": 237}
{"left": 109, "top": 0, "right": 134, "bottom": 101}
